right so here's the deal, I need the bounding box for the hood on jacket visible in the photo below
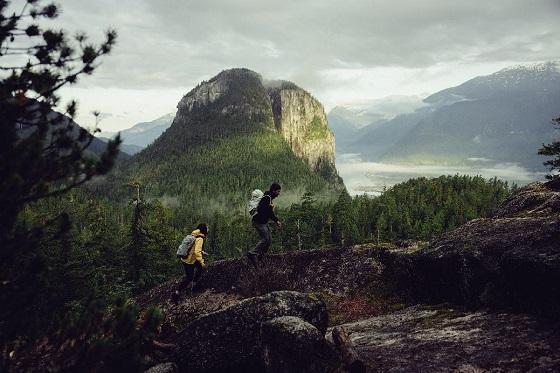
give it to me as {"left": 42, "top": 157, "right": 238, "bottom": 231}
{"left": 191, "top": 229, "right": 206, "bottom": 237}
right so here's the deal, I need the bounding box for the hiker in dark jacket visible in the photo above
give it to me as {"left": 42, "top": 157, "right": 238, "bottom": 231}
{"left": 247, "top": 183, "right": 282, "bottom": 266}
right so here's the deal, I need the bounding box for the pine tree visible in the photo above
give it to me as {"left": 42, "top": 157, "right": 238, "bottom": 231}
{"left": 0, "top": 1, "right": 120, "bottom": 235}
{"left": 0, "top": 0, "right": 119, "bottom": 348}
{"left": 332, "top": 190, "right": 359, "bottom": 246}
{"left": 538, "top": 117, "right": 560, "bottom": 186}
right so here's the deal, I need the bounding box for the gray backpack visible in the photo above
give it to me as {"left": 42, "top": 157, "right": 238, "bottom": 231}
{"left": 176, "top": 234, "right": 196, "bottom": 258}
{"left": 247, "top": 189, "right": 264, "bottom": 218}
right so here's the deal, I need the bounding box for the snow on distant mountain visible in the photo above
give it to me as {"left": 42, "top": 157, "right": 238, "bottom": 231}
{"left": 425, "top": 61, "right": 560, "bottom": 104}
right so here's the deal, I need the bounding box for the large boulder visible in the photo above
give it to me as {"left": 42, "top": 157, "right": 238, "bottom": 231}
{"left": 172, "top": 291, "right": 328, "bottom": 372}
{"left": 334, "top": 305, "right": 560, "bottom": 372}
{"left": 260, "top": 316, "right": 339, "bottom": 373}
{"left": 395, "top": 182, "right": 560, "bottom": 315}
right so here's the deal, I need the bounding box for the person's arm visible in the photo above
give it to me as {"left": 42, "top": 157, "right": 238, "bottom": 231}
{"left": 193, "top": 237, "right": 205, "bottom": 266}
{"left": 269, "top": 203, "right": 279, "bottom": 223}
{"left": 270, "top": 198, "right": 282, "bottom": 228}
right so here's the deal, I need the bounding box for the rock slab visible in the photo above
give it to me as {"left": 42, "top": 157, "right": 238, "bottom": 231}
{"left": 260, "top": 316, "right": 339, "bottom": 373}
{"left": 173, "top": 291, "right": 328, "bottom": 372}
{"left": 336, "top": 305, "right": 560, "bottom": 372}
{"left": 387, "top": 182, "right": 560, "bottom": 315}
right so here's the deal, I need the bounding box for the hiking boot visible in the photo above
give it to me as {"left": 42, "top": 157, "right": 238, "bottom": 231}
{"left": 247, "top": 252, "right": 258, "bottom": 268}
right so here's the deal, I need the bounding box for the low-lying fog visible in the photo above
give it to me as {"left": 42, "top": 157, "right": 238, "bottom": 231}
{"left": 337, "top": 153, "right": 545, "bottom": 196}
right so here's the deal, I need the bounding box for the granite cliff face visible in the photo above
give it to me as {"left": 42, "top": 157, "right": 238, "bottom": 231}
{"left": 172, "top": 69, "right": 338, "bottom": 180}
{"left": 267, "top": 82, "right": 336, "bottom": 176}
{"left": 177, "top": 74, "right": 232, "bottom": 114}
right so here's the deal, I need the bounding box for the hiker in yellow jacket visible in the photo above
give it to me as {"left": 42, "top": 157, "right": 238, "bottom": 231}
{"left": 173, "top": 223, "right": 208, "bottom": 301}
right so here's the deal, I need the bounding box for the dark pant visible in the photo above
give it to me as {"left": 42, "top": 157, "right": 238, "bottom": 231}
{"left": 179, "top": 261, "right": 204, "bottom": 291}
{"left": 250, "top": 222, "right": 271, "bottom": 255}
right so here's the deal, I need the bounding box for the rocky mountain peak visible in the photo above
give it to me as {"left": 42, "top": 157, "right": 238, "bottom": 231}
{"left": 496, "top": 60, "right": 560, "bottom": 77}
{"left": 177, "top": 68, "right": 263, "bottom": 115}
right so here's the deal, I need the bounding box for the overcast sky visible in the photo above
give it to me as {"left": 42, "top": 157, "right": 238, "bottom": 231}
{"left": 44, "top": 0, "right": 560, "bottom": 132}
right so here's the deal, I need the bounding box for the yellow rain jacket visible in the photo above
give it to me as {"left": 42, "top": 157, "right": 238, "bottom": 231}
{"left": 180, "top": 229, "right": 205, "bottom": 266}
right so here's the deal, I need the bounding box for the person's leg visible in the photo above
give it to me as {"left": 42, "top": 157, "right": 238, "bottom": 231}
{"left": 193, "top": 261, "right": 204, "bottom": 283}
{"left": 180, "top": 263, "right": 195, "bottom": 289}
{"left": 172, "top": 263, "right": 194, "bottom": 302}
{"left": 250, "top": 223, "right": 271, "bottom": 255}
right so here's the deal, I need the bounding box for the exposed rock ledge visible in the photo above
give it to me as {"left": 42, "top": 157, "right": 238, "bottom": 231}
{"left": 387, "top": 182, "right": 560, "bottom": 315}
{"left": 332, "top": 305, "right": 560, "bottom": 372}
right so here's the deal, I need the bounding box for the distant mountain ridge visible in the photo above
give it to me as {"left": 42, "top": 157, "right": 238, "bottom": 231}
{"left": 327, "top": 96, "right": 425, "bottom": 153}
{"left": 98, "top": 113, "right": 174, "bottom": 154}
{"left": 425, "top": 61, "right": 560, "bottom": 105}
{"left": 97, "top": 137, "right": 143, "bottom": 156}
{"left": 18, "top": 105, "right": 130, "bottom": 161}
{"left": 333, "top": 61, "right": 560, "bottom": 170}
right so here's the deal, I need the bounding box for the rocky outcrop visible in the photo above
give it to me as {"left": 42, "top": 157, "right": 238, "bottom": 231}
{"left": 177, "top": 77, "right": 228, "bottom": 113}
{"left": 175, "top": 68, "right": 270, "bottom": 123}
{"left": 137, "top": 245, "right": 390, "bottom": 308}
{"left": 144, "top": 362, "right": 178, "bottom": 373}
{"left": 390, "top": 182, "right": 560, "bottom": 315}
{"left": 177, "top": 69, "right": 259, "bottom": 114}
{"left": 492, "top": 181, "right": 560, "bottom": 217}
{"left": 333, "top": 305, "right": 560, "bottom": 372}
{"left": 267, "top": 82, "right": 337, "bottom": 177}
{"left": 172, "top": 291, "right": 329, "bottom": 372}
{"left": 260, "top": 316, "right": 339, "bottom": 373}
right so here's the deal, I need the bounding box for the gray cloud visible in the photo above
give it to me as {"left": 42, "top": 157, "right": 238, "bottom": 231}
{"left": 51, "top": 0, "right": 560, "bottom": 95}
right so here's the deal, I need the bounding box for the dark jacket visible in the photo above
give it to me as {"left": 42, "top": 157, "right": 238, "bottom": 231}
{"left": 252, "top": 191, "right": 279, "bottom": 224}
